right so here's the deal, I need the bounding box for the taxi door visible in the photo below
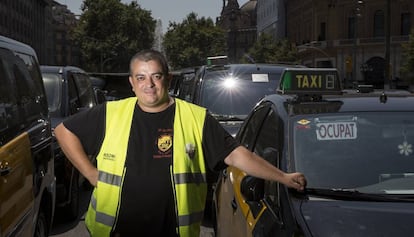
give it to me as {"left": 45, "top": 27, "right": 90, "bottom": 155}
{"left": 0, "top": 132, "right": 34, "bottom": 236}
{"left": 215, "top": 105, "right": 273, "bottom": 237}
{"left": 229, "top": 104, "right": 286, "bottom": 237}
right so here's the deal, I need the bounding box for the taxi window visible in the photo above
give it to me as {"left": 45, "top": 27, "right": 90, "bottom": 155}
{"left": 0, "top": 48, "right": 31, "bottom": 145}
{"left": 254, "top": 109, "right": 282, "bottom": 213}
{"left": 238, "top": 105, "right": 271, "bottom": 150}
{"left": 293, "top": 112, "right": 414, "bottom": 194}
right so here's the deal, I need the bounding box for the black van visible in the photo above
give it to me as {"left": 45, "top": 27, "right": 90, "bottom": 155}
{"left": 41, "top": 65, "right": 97, "bottom": 220}
{"left": 0, "top": 35, "right": 55, "bottom": 236}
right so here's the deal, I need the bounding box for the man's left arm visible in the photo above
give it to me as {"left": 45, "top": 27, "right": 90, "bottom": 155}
{"left": 224, "top": 146, "right": 306, "bottom": 191}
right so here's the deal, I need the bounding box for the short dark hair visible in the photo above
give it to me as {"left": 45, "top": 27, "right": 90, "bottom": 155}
{"left": 129, "top": 49, "right": 169, "bottom": 76}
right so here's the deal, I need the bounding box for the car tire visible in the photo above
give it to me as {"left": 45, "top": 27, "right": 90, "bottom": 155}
{"left": 34, "top": 209, "right": 48, "bottom": 237}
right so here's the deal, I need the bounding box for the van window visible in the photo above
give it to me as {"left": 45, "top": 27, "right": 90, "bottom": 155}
{"left": 0, "top": 48, "right": 23, "bottom": 145}
{"left": 73, "top": 73, "right": 96, "bottom": 108}
{"left": 68, "top": 72, "right": 96, "bottom": 113}
{"left": 14, "top": 52, "right": 48, "bottom": 116}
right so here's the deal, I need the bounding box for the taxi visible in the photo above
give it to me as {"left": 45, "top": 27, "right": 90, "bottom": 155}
{"left": 213, "top": 68, "right": 414, "bottom": 237}
{"left": 0, "top": 35, "right": 55, "bottom": 236}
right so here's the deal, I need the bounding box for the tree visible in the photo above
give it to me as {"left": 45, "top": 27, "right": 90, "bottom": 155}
{"left": 72, "top": 0, "right": 155, "bottom": 72}
{"left": 244, "top": 33, "right": 298, "bottom": 64}
{"left": 162, "top": 13, "right": 226, "bottom": 69}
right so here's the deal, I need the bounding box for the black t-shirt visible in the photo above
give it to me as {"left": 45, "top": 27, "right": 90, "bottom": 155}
{"left": 63, "top": 100, "right": 239, "bottom": 236}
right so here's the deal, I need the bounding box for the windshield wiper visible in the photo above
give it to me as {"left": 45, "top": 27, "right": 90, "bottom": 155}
{"left": 302, "top": 188, "right": 414, "bottom": 202}
{"left": 211, "top": 113, "right": 245, "bottom": 121}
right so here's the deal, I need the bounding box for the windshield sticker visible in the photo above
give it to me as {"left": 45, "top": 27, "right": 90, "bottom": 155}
{"left": 398, "top": 141, "right": 412, "bottom": 156}
{"left": 316, "top": 122, "right": 357, "bottom": 140}
{"left": 398, "top": 130, "right": 412, "bottom": 156}
{"left": 297, "top": 119, "right": 310, "bottom": 125}
{"left": 252, "top": 74, "right": 269, "bottom": 82}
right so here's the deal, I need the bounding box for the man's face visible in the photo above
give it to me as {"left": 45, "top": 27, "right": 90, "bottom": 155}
{"left": 129, "top": 59, "right": 171, "bottom": 112}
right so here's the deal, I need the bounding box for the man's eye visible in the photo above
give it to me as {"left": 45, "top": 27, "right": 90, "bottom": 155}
{"left": 152, "top": 74, "right": 163, "bottom": 80}
{"left": 136, "top": 76, "right": 145, "bottom": 81}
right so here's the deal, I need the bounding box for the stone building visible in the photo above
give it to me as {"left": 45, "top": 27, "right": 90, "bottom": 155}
{"left": 217, "top": 0, "right": 257, "bottom": 63}
{"left": 49, "top": 1, "right": 80, "bottom": 66}
{"left": 0, "top": 0, "right": 52, "bottom": 64}
{"left": 285, "top": 0, "right": 413, "bottom": 88}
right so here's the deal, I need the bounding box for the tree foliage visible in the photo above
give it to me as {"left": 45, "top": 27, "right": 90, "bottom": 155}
{"left": 244, "top": 33, "right": 298, "bottom": 64}
{"left": 72, "top": 0, "right": 155, "bottom": 72}
{"left": 162, "top": 13, "right": 226, "bottom": 70}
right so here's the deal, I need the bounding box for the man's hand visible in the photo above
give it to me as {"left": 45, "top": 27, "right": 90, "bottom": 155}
{"left": 285, "top": 172, "right": 307, "bottom": 191}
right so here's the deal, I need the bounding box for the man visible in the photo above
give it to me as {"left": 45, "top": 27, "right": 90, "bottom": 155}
{"left": 54, "top": 49, "right": 306, "bottom": 237}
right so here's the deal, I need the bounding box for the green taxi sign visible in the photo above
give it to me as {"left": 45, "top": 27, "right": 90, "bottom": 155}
{"left": 277, "top": 68, "right": 342, "bottom": 95}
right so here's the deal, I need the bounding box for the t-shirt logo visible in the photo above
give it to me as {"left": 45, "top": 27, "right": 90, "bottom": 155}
{"left": 158, "top": 134, "right": 172, "bottom": 152}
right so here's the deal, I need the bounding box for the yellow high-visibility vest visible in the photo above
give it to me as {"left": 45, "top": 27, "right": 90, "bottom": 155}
{"left": 85, "top": 97, "right": 207, "bottom": 237}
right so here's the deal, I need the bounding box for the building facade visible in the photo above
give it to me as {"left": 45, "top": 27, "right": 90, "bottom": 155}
{"left": 50, "top": 1, "right": 80, "bottom": 66}
{"left": 0, "top": 0, "right": 52, "bottom": 64}
{"left": 217, "top": 0, "right": 257, "bottom": 63}
{"left": 256, "top": 0, "right": 286, "bottom": 39}
{"left": 285, "top": 0, "right": 413, "bottom": 88}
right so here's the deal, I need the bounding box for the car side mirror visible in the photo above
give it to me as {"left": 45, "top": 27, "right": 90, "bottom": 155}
{"left": 241, "top": 175, "right": 264, "bottom": 202}
{"left": 94, "top": 88, "right": 107, "bottom": 104}
{"left": 241, "top": 175, "right": 264, "bottom": 218}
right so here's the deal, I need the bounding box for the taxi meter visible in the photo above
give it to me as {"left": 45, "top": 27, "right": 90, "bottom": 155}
{"left": 277, "top": 68, "right": 342, "bottom": 95}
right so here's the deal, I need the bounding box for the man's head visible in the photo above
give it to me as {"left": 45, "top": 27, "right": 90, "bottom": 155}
{"left": 129, "top": 49, "right": 169, "bottom": 76}
{"left": 129, "top": 49, "right": 172, "bottom": 112}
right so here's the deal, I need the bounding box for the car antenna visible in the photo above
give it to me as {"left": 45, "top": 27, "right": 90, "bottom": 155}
{"left": 244, "top": 53, "right": 260, "bottom": 71}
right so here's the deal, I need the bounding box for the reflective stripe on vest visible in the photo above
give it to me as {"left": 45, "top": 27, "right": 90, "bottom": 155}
{"left": 85, "top": 97, "right": 208, "bottom": 237}
{"left": 85, "top": 98, "right": 136, "bottom": 237}
{"left": 173, "top": 99, "right": 207, "bottom": 236}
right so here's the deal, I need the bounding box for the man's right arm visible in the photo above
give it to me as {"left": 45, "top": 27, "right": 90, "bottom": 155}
{"left": 54, "top": 123, "right": 98, "bottom": 187}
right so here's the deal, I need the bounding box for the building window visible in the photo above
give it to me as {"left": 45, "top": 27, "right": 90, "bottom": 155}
{"left": 401, "top": 13, "right": 411, "bottom": 35}
{"left": 319, "top": 22, "right": 326, "bottom": 41}
{"left": 348, "top": 16, "right": 355, "bottom": 39}
{"left": 374, "top": 10, "right": 384, "bottom": 37}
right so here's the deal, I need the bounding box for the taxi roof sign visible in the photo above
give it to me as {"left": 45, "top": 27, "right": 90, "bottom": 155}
{"left": 277, "top": 68, "right": 342, "bottom": 95}
{"left": 207, "top": 55, "right": 228, "bottom": 66}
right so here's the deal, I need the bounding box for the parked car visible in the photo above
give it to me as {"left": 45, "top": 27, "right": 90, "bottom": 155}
{"left": 0, "top": 35, "right": 55, "bottom": 236}
{"left": 178, "top": 59, "right": 305, "bottom": 222}
{"left": 40, "top": 65, "right": 97, "bottom": 220}
{"left": 169, "top": 67, "right": 198, "bottom": 97}
{"left": 213, "top": 67, "right": 414, "bottom": 237}
{"left": 178, "top": 60, "right": 305, "bottom": 137}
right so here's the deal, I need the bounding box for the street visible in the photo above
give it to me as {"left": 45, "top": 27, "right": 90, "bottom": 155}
{"left": 50, "top": 186, "right": 214, "bottom": 237}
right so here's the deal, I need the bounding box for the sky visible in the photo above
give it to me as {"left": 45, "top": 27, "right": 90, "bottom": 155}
{"left": 56, "top": 0, "right": 249, "bottom": 33}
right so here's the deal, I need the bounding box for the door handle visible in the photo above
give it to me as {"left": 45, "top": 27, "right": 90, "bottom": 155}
{"left": 231, "top": 197, "right": 237, "bottom": 211}
{"left": 0, "top": 161, "right": 11, "bottom": 176}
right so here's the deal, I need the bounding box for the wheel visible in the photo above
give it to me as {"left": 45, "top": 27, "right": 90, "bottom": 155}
{"left": 34, "top": 210, "right": 48, "bottom": 237}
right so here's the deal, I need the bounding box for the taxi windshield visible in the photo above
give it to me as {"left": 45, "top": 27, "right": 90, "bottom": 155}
{"left": 199, "top": 71, "right": 280, "bottom": 119}
{"left": 293, "top": 112, "right": 414, "bottom": 195}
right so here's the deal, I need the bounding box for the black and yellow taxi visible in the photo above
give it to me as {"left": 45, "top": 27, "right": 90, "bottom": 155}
{"left": 213, "top": 67, "right": 414, "bottom": 237}
{"left": 0, "top": 35, "right": 55, "bottom": 236}
{"left": 178, "top": 57, "right": 305, "bottom": 223}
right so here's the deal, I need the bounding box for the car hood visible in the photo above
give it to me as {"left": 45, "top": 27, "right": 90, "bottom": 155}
{"left": 219, "top": 121, "right": 243, "bottom": 137}
{"left": 293, "top": 197, "right": 414, "bottom": 236}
